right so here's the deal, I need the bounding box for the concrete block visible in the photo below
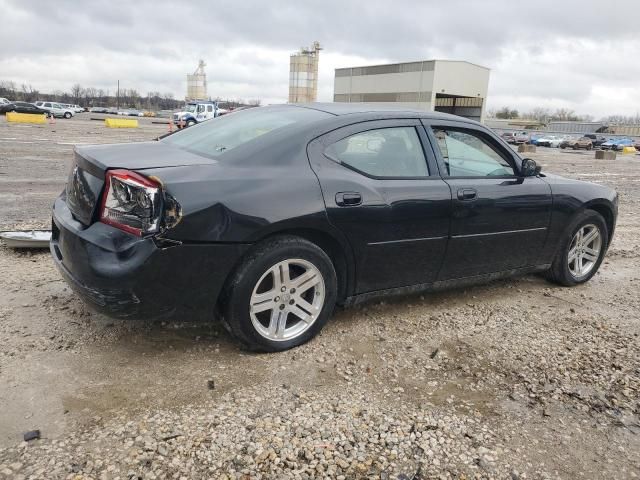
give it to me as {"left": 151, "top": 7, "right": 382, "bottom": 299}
{"left": 621, "top": 146, "right": 637, "bottom": 155}
{"left": 595, "top": 150, "right": 616, "bottom": 160}
{"left": 105, "top": 118, "right": 138, "bottom": 128}
{"left": 518, "top": 144, "right": 536, "bottom": 153}
{"left": 6, "top": 112, "right": 47, "bottom": 124}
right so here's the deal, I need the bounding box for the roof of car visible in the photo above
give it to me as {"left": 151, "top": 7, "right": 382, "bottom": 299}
{"left": 290, "top": 102, "right": 474, "bottom": 122}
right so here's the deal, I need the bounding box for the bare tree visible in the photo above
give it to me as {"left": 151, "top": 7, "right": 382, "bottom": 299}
{"left": 70, "top": 83, "right": 82, "bottom": 104}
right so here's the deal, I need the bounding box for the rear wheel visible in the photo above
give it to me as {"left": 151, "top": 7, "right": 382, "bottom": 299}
{"left": 547, "top": 210, "right": 608, "bottom": 286}
{"left": 222, "top": 236, "right": 337, "bottom": 352}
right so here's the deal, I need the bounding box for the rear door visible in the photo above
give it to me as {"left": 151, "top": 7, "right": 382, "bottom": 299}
{"left": 308, "top": 119, "right": 451, "bottom": 294}
{"left": 423, "top": 120, "right": 552, "bottom": 280}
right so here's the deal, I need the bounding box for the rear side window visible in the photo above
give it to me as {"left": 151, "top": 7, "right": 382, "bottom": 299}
{"left": 325, "top": 127, "right": 428, "bottom": 178}
{"left": 163, "top": 106, "right": 331, "bottom": 157}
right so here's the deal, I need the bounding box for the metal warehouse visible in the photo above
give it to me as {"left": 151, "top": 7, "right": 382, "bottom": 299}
{"left": 333, "top": 60, "right": 490, "bottom": 122}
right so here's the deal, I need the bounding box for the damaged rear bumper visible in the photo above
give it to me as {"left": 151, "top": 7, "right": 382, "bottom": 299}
{"left": 50, "top": 196, "right": 248, "bottom": 319}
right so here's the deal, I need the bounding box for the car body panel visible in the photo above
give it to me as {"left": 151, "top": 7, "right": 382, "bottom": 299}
{"left": 51, "top": 103, "right": 618, "bottom": 319}
{"left": 307, "top": 118, "right": 451, "bottom": 293}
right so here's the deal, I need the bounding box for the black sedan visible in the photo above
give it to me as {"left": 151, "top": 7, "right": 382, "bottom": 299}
{"left": 0, "top": 101, "right": 49, "bottom": 116}
{"left": 0, "top": 102, "right": 49, "bottom": 115}
{"left": 51, "top": 104, "right": 618, "bottom": 351}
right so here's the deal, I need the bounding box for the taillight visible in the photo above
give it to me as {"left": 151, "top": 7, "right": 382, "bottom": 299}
{"left": 99, "top": 169, "right": 163, "bottom": 236}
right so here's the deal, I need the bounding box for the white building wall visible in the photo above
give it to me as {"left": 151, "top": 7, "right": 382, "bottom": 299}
{"left": 333, "top": 60, "right": 489, "bottom": 120}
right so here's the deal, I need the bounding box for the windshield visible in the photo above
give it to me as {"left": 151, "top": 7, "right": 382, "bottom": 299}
{"left": 163, "top": 106, "right": 331, "bottom": 157}
{"left": 183, "top": 104, "right": 197, "bottom": 113}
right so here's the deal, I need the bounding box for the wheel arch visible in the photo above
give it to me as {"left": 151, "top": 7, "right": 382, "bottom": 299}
{"left": 254, "top": 228, "right": 353, "bottom": 304}
{"left": 584, "top": 200, "right": 615, "bottom": 243}
{"left": 215, "top": 226, "right": 356, "bottom": 319}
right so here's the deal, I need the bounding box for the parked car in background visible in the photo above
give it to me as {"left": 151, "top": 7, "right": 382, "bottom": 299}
{"left": 0, "top": 101, "right": 49, "bottom": 115}
{"left": 584, "top": 134, "right": 607, "bottom": 148}
{"left": 106, "top": 107, "right": 119, "bottom": 114}
{"left": 67, "top": 104, "right": 84, "bottom": 113}
{"left": 40, "top": 102, "right": 75, "bottom": 119}
{"left": 560, "top": 137, "right": 593, "bottom": 150}
{"left": 536, "top": 135, "right": 563, "bottom": 148}
{"left": 514, "top": 131, "right": 530, "bottom": 144}
{"left": 51, "top": 104, "right": 618, "bottom": 351}
{"left": 600, "top": 138, "right": 633, "bottom": 151}
{"left": 501, "top": 132, "right": 517, "bottom": 144}
{"left": 89, "top": 106, "right": 109, "bottom": 113}
{"left": 529, "top": 133, "right": 544, "bottom": 145}
{"left": 0, "top": 102, "right": 16, "bottom": 114}
{"left": 0, "top": 97, "right": 11, "bottom": 105}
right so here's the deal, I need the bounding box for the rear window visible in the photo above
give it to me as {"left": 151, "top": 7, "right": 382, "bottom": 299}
{"left": 163, "top": 106, "right": 331, "bottom": 157}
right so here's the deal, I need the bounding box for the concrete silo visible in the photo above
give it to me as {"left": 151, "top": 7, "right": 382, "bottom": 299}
{"left": 289, "top": 41, "right": 322, "bottom": 103}
{"left": 186, "top": 60, "right": 207, "bottom": 101}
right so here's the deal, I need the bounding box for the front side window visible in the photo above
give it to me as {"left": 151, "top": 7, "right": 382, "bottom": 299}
{"left": 324, "top": 127, "right": 428, "bottom": 178}
{"left": 207, "top": 105, "right": 213, "bottom": 112}
{"left": 432, "top": 128, "right": 515, "bottom": 177}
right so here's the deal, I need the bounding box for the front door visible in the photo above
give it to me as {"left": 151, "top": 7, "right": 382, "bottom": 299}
{"left": 308, "top": 119, "right": 452, "bottom": 294}
{"left": 424, "top": 121, "right": 552, "bottom": 280}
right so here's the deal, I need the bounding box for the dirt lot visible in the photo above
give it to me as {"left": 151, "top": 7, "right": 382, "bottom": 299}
{"left": 0, "top": 115, "right": 639, "bottom": 479}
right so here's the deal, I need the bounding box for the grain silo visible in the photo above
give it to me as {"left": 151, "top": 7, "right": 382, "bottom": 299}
{"left": 186, "top": 60, "right": 207, "bottom": 101}
{"left": 288, "top": 41, "right": 322, "bottom": 103}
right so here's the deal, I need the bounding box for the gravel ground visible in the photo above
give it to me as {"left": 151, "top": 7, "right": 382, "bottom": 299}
{"left": 0, "top": 116, "right": 639, "bottom": 479}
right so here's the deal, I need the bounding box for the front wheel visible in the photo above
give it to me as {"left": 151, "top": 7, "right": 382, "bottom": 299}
{"left": 186, "top": 119, "right": 196, "bottom": 127}
{"left": 547, "top": 210, "right": 608, "bottom": 286}
{"left": 222, "top": 236, "right": 337, "bottom": 352}
{"left": 64, "top": 112, "right": 71, "bottom": 119}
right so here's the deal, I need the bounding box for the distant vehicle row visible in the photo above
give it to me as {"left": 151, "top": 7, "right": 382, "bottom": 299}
{"left": 501, "top": 131, "right": 638, "bottom": 151}
{"left": 0, "top": 99, "right": 81, "bottom": 118}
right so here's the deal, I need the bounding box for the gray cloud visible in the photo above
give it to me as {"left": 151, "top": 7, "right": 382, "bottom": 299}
{"left": 1, "top": 0, "right": 638, "bottom": 117}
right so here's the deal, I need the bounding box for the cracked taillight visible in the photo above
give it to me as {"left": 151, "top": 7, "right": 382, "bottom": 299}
{"left": 99, "top": 169, "right": 162, "bottom": 236}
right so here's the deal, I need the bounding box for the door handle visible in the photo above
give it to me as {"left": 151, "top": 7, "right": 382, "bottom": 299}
{"left": 457, "top": 188, "right": 477, "bottom": 201}
{"left": 335, "top": 192, "right": 362, "bottom": 207}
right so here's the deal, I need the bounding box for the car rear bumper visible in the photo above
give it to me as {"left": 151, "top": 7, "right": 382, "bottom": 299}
{"left": 50, "top": 196, "right": 249, "bottom": 319}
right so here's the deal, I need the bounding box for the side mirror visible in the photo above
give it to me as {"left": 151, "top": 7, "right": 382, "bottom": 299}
{"left": 521, "top": 158, "right": 541, "bottom": 177}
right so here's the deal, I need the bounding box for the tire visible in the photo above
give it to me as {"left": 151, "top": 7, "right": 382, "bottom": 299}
{"left": 186, "top": 119, "right": 196, "bottom": 127}
{"left": 64, "top": 112, "right": 71, "bottom": 119}
{"left": 547, "top": 210, "right": 608, "bottom": 287}
{"left": 587, "top": 144, "right": 592, "bottom": 150}
{"left": 222, "top": 235, "right": 337, "bottom": 352}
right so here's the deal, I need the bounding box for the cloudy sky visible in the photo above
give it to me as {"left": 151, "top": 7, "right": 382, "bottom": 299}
{"left": 1, "top": 0, "right": 638, "bottom": 118}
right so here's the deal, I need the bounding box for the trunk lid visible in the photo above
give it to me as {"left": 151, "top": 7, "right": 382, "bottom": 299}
{"left": 65, "top": 141, "right": 214, "bottom": 226}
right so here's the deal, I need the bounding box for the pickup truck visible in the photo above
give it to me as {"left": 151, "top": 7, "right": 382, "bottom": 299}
{"left": 173, "top": 101, "right": 228, "bottom": 128}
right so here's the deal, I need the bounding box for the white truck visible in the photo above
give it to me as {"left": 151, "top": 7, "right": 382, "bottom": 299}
{"left": 172, "top": 101, "right": 227, "bottom": 128}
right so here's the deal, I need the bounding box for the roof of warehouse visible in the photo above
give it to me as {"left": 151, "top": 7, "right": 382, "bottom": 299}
{"left": 292, "top": 102, "right": 467, "bottom": 120}
{"left": 335, "top": 59, "right": 490, "bottom": 72}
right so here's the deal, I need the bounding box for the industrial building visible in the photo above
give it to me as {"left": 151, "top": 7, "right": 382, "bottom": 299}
{"left": 186, "top": 60, "right": 207, "bottom": 101}
{"left": 334, "top": 60, "right": 490, "bottom": 122}
{"left": 289, "top": 41, "right": 322, "bottom": 103}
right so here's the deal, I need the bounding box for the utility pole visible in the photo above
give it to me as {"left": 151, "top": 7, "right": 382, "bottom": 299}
{"left": 117, "top": 80, "right": 120, "bottom": 109}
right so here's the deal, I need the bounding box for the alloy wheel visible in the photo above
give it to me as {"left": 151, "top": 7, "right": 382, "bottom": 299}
{"left": 249, "top": 259, "right": 325, "bottom": 341}
{"left": 568, "top": 224, "right": 602, "bottom": 278}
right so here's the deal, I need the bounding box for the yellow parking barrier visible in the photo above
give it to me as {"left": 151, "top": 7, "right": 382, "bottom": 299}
{"left": 621, "top": 146, "right": 637, "bottom": 154}
{"left": 105, "top": 118, "right": 138, "bottom": 128}
{"left": 6, "top": 112, "right": 47, "bottom": 124}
